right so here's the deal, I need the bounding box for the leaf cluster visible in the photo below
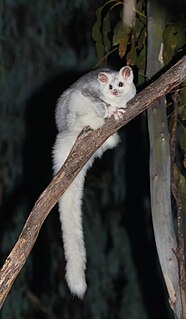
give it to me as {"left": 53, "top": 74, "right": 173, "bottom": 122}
{"left": 92, "top": 0, "right": 146, "bottom": 83}
{"left": 92, "top": 0, "right": 186, "bottom": 212}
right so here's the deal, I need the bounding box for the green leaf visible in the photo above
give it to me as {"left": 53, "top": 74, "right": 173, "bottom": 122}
{"left": 113, "top": 21, "right": 130, "bottom": 59}
{"left": 92, "top": 6, "right": 105, "bottom": 59}
{"left": 92, "top": 6, "right": 102, "bottom": 42}
{"left": 102, "top": 11, "right": 111, "bottom": 53}
{"left": 163, "top": 21, "right": 186, "bottom": 64}
{"left": 133, "top": 17, "right": 144, "bottom": 38}
{"left": 126, "top": 33, "right": 137, "bottom": 65}
{"left": 137, "top": 26, "right": 146, "bottom": 52}
{"left": 112, "top": 20, "right": 125, "bottom": 46}
{"left": 135, "top": 0, "right": 146, "bottom": 26}
{"left": 136, "top": 46, "right": 146, "bottom": 85}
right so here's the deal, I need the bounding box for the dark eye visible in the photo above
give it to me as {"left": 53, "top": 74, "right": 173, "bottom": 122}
{"left": 118, "top": 82, "right": 124, "bottom": 87}
{"left": 109, "top": 84, "right": 113, "bottom": 90}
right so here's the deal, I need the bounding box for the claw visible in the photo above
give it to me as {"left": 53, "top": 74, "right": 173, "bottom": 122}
{"left": 105, "top": 107, "right": 126, "bottom": 120}
{"left": 114, "top": 107, "right": 126, "bottom": 120}
{"left": 108, "top": 110, "right": 115, "bottom": 118}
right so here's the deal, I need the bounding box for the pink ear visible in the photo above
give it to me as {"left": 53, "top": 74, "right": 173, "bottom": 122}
{"left": 98, "top": 72, "right": 109, "bottom": 84}
{"left": 120, "top": 66, "right": 132, "bottom": 79}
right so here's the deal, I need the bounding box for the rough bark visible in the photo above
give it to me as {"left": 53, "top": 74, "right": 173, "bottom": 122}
{"left": 0, "top": 55, "right": 186, "bottom": 309}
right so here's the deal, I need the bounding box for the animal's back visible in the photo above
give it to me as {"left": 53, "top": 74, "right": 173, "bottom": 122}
{"left": 55, "top": 68, "right": 112, "bottom": 132}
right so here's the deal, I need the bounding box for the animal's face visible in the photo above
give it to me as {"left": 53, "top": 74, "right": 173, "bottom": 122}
{"left": 98, "top": 66, "right": 134, "bottom": 103}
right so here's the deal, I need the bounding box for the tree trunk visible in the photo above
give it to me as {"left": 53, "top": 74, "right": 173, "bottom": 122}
{"left": 146, "top": 0, "right": 182, "bottom": 317}
{"left": 0, "top": 55, "right": 186, "bottom": 309}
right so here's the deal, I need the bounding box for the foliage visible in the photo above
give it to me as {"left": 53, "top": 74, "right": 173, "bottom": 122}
{"left": 92, "top": 2, "right": 186, "bottom": 316}
{"left": 92, "top": 0, "right": 186, "bottom": 213}
{"left": 92, "top": 0, "right": 146, "bottom": 83}
{"left": 0, "top": 0, "right": 149, "bottom": 318}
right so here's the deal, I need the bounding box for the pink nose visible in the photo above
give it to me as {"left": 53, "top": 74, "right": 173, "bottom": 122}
{"left": 113, "top": 89, "right": 119, "bottom": 96}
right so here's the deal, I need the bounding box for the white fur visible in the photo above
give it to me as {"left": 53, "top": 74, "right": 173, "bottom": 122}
{"left": 98, "top": 66, "right": 136, "bottom": 108}
{"left": 53, "top": 94, "right": 119, "bottom": 298}
{"left": 53, "top": 67, "right": 136, "bottom": 298}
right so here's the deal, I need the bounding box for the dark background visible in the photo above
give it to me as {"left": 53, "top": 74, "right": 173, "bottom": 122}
{"left": 0, "top": 1, "right": 183, "bottom": 318}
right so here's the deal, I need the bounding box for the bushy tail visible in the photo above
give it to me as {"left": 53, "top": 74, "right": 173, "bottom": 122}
{"left": 53, "top": 130, "right": 119, "bottom": 297}
{"left": 58, "top": 168, "right": 88, "bottom": 298}
{"left": 53, "top": 132, "right": 88, "bottom": 297}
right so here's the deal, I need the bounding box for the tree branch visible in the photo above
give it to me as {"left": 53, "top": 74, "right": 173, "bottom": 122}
{"left": 0, "top": 55, "right": 186, "bottom": 308}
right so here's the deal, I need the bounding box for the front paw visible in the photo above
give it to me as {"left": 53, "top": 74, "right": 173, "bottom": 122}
{"left": 106, "top": 107, "right": 126, "bottom": 120}
{"left": 106, "top": 110, "right": 115, "bottom": 119}
{"left": 114, "top": 107, "right": 126, "bottom": 120}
